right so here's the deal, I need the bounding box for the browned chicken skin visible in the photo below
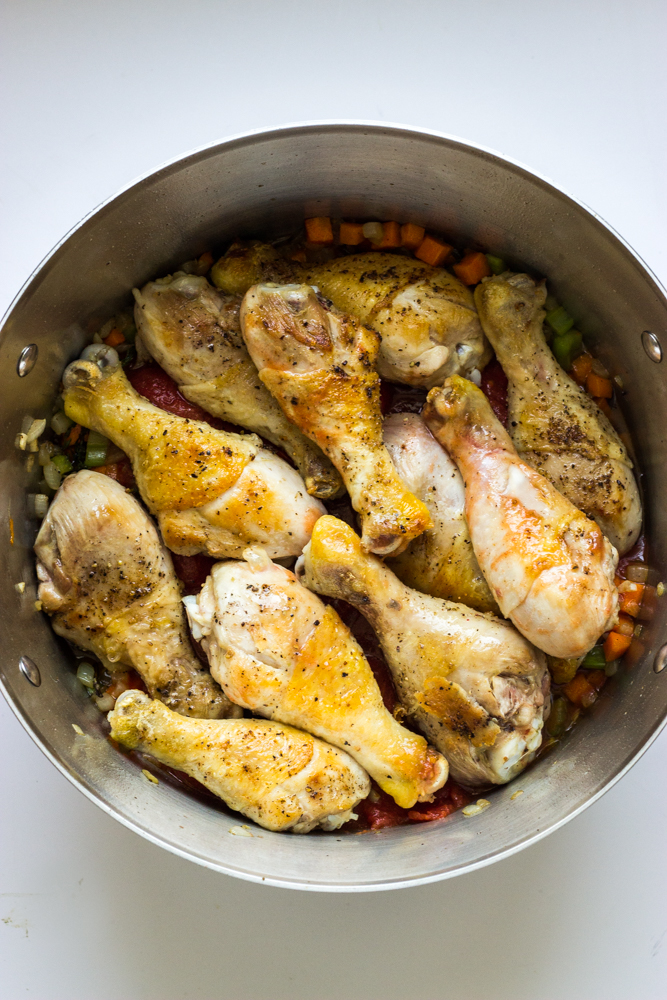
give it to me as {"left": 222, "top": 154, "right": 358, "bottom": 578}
{"left": 212, "top": 242, "right": 491, "bottom": 386}
{"left": 299, "top": 516, "right": 549, "bottom": 787}
{"left": 62, "top": 356, "right": 324, "bottom": 559}
{"left": 109, "top": 690, "right": 370, "bottom": 833}
{"left": 240, "top": 283, "right": 432, "bottom": 556}
{"left": 184, "top": 547, "right": 448, "bottom": 808}
{"left": 35, "top": 471, "right": 237, "bottom": 718}
{"left": 475, "top": 273, "right": 641, "bottom": 554}
{"left": 132, "top": 273, "right": 342, "bottom": 499}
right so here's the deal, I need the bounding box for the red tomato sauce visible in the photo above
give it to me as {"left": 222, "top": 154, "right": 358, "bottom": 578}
{"left": 127, "top": 363, "right": 233, "bottom": 430}
{"left": 480, "top": 358, "right": 509, "bottom": 427}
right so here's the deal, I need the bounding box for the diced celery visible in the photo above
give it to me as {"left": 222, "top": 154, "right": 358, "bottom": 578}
{"left": 85, "top": 430, "right": 108, "bottom": 468}
{"left": 546, "top": 306, "right": 575, "bottom": 336}
{"left": 546, "top": 697, "right": 569, "bottom": 738}
{"left": 51, "top": 453, "right": 73, "bottom": 475}
{"left": 581, "top": 644, "right": 606, "bottom": 669}
{"left": 551, "top": 330, "right": 583, "bottom": 371}
{"left": 486, "top": 254, "right": 506, "bottom": 275}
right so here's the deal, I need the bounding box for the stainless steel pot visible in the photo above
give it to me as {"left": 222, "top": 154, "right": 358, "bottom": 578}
{"left": 2, "top": 122, "right": 667, "bottom": 891}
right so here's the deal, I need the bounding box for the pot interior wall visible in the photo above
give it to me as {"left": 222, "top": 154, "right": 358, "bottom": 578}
{"left": 1, "top": 124, "right": 666, "bottom": 889}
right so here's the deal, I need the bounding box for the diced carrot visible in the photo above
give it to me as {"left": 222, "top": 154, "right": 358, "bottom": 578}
{"left": 587, "top": 669, "right": 608, "bottom": 691}
{"left": 570, "top": 352, "right": 593, "bottom": 385}
{"left": 375, "top": 221, "right": 401, "bottom": 249}
{"left": 564, "top": 672, "right": 597, "bottom": 708}
{"left": 594, "top": 396, "right": 613, "bottom": 419}
{"left": 401, "top": 222, "right": 425, "bottom": 250}
{"left": 618, "top": 581, "right": 645, "bottom": 617}
{"left": 289, "top": 249, "right": 307, "bottom": 262}
{"left": 339, "top": 221, "right": 365, "bottom": 246}
{"left": 603, "top": 631, "right": 632, "bottom": 661}
{"left": 63, "top": 424, "right": 82, "bottom": 447}
{"left": 587, "top": 373, "right": 613, "bottom": 398}
{"left": 104, "top": 328, "right": 125, "bottom": 348}
{"left": 415, "top": 235, "right": 453, "bottom": 267}
{"left": 614, "top": 574, "right": 624, "bottom": 588}
{"left": 614, "top": 612, "right": 635, "bottom": 637}
{"left": 197, "top": 251, "right": 214, "bottom": 269}
{"left": 453, "top": 251, "right": 492, "bottom": 286}
{"left": 304, "top": 217, "right": 334, "bottom": 245}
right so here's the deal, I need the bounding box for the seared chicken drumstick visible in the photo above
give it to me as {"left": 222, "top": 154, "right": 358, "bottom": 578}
{"left": 35, "top": 471, "right": 237, "bottom": 718}
{"left": 109, "top": 690, "right": 370, "bottom": 833}
{"left": 62, "top": 355, "right": 324, "bottom": 559}
{"left": 212, "top": 242, "right": 491, "bottom": 386}
{"left": 384, "top": 413, "right": 498, "bottom": 613}
{"left": 423, "top": 376, "right": 618, "bottom": 659}
{"left": 240, "top": 283, "right": 431, "bottom": 556}
{"left": 184, "top": 547, "right": 448, "bottom": 808}
{"left": 298, "top": 516, "right": 549, "bottom": 786}
{"left": 133, "top": 273, "right": 342, "bottom": 499}
{"left": 475, "top": 273, "right": 641, "bottom": 554}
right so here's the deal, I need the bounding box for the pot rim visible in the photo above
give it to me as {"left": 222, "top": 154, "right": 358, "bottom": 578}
{"left": 3, "top": 119, "right": 667, "bottom": 891}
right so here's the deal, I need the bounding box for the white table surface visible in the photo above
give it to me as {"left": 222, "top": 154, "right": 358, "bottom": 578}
{"left": 2, "top": 3, "right": 666, "bottom": 998}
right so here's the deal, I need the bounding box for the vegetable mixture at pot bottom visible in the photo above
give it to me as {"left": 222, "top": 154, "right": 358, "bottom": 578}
{"left": 25, "top": 214, "right": 655, "bottom": 834}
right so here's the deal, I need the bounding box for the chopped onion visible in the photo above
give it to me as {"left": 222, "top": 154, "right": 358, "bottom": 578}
{"left": 24, "top": 417, "right": 46, "bottom": 444}
{"left": 27, "top": 493, "right": 50, "bottom": 519}
{"left": 76, "top": 662, "right": 96, "bottom": 689}
{"left": 469, "top": 368, "right": 482, "bottom": 386}
{"left": 362, "top": 222, "right": 384, "bottom": 244}
{"left": 462, "top": 798, "right": 491, "bottom": 817}
{"left": 50, "top": 410, "right": 73, "bottom": 435}
{"left": 43, "top": 461, "right": 63, "bottom": 491}
{"left": 38, "top": 440, "right": 57, "bottom": 466}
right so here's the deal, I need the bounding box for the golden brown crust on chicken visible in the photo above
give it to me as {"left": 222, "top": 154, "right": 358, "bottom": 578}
{"left": 241, "top": 283, "right": 432, "bottom": 555}
{"left": 474, "top": 273, "right": 641, "bottom": 554}
{"left": 185, "top": 551, "right": 448, "bottom": 808}
{"left": 61, "top": 358, "right": 324, "bottom": 559}
{"left": 34, "top": 471, "right": 237, "bottom": 718}
{"left": 423, "top": 376, "right": 618, "bottom": 659}
{"left": 299, "top": 515, "right": 549, "bottom": 787}
{"left": 109, "top": 690, "right": 370, "bottom": 832}
{"left": 211, "top": 242, "right": 491, "bottom": 387}
{"left": 132, "top": 273, "right": 342, "bottom": 499}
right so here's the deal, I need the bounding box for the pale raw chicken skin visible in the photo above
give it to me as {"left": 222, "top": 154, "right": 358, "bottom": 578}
{"left": 184, "top": 548, "right": 448, "bottom": 808}
{"left": 212, "top": 242, "right": 491, "bottom": 386}
{"left": 109, "top": 690, "right": 370, "bottom": 833}
{"left": 423, "top": 376, "right": 618, "bottom": 659}
{"left": 34, "top": 471, "right": 237, "bottom": 718}
{"left": 384, "top": 412, "right": 498, "bottom": 614}
{"left": 62, "top": 355, "right": 324, "bottom": 560}
{"left": 240, "top": 282, "right": 431, "bottom": 556}
{"left": 475, "top": 272, "right": 641, "bottom": 554}
{"left": 298, "top": 516, "right": 549, "bottom": 786}
{"left": 133, "top": 273, "right": 342, "bottom": 499}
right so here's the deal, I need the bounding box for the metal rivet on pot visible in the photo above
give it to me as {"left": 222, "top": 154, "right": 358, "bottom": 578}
{"left": 19, "top": 655, "right": 41, "bottom": 686}
{"left": 641, "top": 330, "right": 662, "bottom": 363}
{"left": 653, "top": 644, "right": 667, "bottom": 674}
{"left": 16, "top": 344, "right": 38, "bottom": 377}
